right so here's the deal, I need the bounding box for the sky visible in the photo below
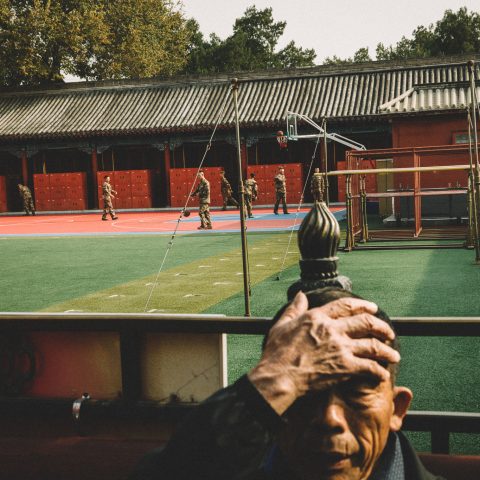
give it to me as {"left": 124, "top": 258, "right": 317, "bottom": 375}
{"left": 181, "top": 0, "right": 480, "bottom": 62}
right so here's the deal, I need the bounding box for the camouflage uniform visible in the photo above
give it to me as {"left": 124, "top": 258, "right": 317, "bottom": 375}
{"left": 221, "top": 174, "right": 239, "bottom": 210}
{"left": 192, "top": 176, "right": 212, "bottom": 229}
{"left": 102, "top": 180, "right": 118, "bottom": 220}
{"left": 273, "top": 171, "right": 289, "bottom": 214}
{"left": 244, "top": 176, "right": 258, "bottom": 218}
{"left": 310, "top": 171, "right": 325, "bottom": 202}
{"left": 18, "top": 184, "right": 35, "bottom": 215}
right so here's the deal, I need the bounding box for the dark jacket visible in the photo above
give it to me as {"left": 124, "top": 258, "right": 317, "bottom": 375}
{"left": 129, "top": 376, "right": 443, "bottom": 480}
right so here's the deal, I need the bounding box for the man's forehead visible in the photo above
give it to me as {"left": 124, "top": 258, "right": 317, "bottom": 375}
{"left": 298, "top": 376, "right": 386, "bottom": 402}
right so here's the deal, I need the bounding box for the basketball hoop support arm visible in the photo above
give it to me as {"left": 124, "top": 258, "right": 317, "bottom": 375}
{"left": 286, "top": 111, "right": 366, "bottom": 151}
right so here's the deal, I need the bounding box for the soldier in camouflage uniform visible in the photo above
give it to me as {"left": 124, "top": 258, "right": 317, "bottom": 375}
{"left": 220, "top": 171, "right": 239, "bottom": 210}
{"left": 273, "top": 166, "right": 289, "bottom": 215}
{"left": 101, "top": 175, "right": 118, "bottom": 221}
{"left": 191, "top": 170, "right": 212, "bottom": 229}
{"left": 244, "top": 173, "right": 258, "bottom": 218}
{"left": 17, "top": 184, "right": 35, "bottom": 215}
{"left": 310, "top": 167, "right": 325, "bottom": 202}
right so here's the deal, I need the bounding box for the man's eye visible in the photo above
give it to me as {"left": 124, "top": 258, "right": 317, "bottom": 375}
{"left": 345, "top": 389, "right": 373, "bottom": 405}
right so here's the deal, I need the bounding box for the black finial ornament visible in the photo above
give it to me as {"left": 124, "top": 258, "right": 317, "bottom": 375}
{"left": 287, "top": 201, "right": 352, "bottom": 300}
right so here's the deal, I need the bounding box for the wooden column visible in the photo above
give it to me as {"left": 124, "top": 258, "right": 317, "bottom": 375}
{"left": 240, "top": 141, "right": 248, "bottom": 180}
{"left": 91, "top": 148, "right": 98, "bottom": 207}
{"left": 21, "top": 151, "right": 28, "bottom": 185}
{"left": 164, "top": 143, "right": 171, "bottom": 206}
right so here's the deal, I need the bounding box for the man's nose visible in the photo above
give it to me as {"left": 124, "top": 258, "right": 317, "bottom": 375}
{"left": 314, "top": 396, "right": 349, "bottom": 432}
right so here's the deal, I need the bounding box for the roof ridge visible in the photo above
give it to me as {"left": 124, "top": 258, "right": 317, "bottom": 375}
{"left": 0, "top": 53, "right": 479, "bottom": 96}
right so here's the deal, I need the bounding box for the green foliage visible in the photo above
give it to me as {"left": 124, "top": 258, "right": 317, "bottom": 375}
{"left": 184, "top": 6, "right": 316, "bottom": 74}
{"left": 324, "top": 47, "right": 372, "bottom": 65}
{"left": 0, "top": 0, "right": 191, "bottom": 86}
{"left": 325, "top": 7, "right": 480, "bottom": 65}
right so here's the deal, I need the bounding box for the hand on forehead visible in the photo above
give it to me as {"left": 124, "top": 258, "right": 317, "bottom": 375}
{"left": 249, "top": 291, "right": 400, "bottom": 415}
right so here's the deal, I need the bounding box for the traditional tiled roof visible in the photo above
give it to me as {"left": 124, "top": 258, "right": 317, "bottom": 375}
{"left": 379, "top": 82, "right": 480, "bottom": 114}
{"left": 0, "top": 55, "right": 478, "bottom": 141}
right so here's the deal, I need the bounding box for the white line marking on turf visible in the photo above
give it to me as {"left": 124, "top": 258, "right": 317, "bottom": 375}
{"left": 255, "top": 264, "right": 265, "bottom": 267}
{"left": 174, "top": 273, "right": 188, "bottom": 276}
{"left": 183, "top": 293, "right": 203, "bottom": 297}
{"left": 236, "top": 272, "right": 243, "bottom": 275}
{"left": 219, "top": 258, "right": 229, "bottom": 261}
{"left": 213, "top": 282, "right": 233, "bottom": 285}
{"left": 272, "top": 257, "right": 279, "bottom": 260}
{"left": 148, "top": 309, "right": 167, "bottom": 313}
{"left": 199, "top": 265, "right": 212, "bottom": 268}
{"left": 64, "top": 309, "right": 83, "bottom": 313}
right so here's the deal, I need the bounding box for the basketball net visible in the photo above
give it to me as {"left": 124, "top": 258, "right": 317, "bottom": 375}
{"left": 276, "top": 130, "right": 288, "bottom": 149}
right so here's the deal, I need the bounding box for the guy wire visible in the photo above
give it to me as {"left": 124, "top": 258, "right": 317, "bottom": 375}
{"left": 143, "top": 89, "right": 231, "bottom": 313}
{"left": 275, "top": 134, "right": 322, "bottom": 281}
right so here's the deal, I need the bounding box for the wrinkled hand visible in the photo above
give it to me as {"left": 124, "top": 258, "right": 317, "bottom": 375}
{"left": 248, "top": 291, "right": 400, "bottom": 415}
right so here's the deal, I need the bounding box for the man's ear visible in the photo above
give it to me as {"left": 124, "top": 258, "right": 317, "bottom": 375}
{"left": 390, "top": 386, "right": 413, "bottom": 431}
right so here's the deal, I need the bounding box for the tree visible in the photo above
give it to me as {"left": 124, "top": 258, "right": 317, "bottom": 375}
{"left": 324, "top": 47, "right": 372, "bottom": 65}
{"left": 84, "top": 0, "right": 191, "bottom": 79}
{"left": 324, "top": 7, "right": 480, "bottom": 64}
{"left": 183, "top": 6, "right": 316, "bottom": 74}
{"left": 0, "top": 0, "right": 192, "bottom": 86}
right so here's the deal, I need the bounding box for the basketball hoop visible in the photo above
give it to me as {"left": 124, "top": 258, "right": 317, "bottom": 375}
{"left": 276, "top": 130, "right": 288, "bottom": 149}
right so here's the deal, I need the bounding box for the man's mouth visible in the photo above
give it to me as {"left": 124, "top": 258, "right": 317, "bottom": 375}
{"left": 313, "top": 451, "right": 353, "bottom": 470}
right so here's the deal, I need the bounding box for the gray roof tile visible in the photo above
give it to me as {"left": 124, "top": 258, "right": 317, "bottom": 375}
{"left": 0, "top": 56, "right": 478, "bottom": 141}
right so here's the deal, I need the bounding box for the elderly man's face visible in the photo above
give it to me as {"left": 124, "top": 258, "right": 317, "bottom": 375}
{"left": 277, "top": 376, "right": 411, "bottom": 480}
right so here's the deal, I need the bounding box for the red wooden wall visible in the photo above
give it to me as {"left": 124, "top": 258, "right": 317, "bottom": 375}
{"left": 97, "top": 170, "right": 152, "bottom": 209}
{"left": 392, "top": 115, "right": 473, "bottom": 189}
{"left": 34, "top": 173, "right": 87, "bottom": 211}
{"left": 170, "top": 167, "right": 224, "bottom": 208}
{"left": 247, "top": 163, "right": 303, "bottom": 204}
{"left": 392, "top": 116, "right": 468, "bottom": 148}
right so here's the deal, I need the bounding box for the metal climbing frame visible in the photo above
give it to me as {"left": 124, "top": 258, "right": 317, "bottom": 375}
{"left": 328, "top": 144, "right": 479, "bottom": 251}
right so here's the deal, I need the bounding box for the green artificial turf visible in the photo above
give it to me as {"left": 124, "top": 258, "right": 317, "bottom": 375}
{"left": 0, "top": 232, "right": 295, "bottom": 312}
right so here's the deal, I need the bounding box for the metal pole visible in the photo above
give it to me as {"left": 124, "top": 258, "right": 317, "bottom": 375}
{"left": 360, "top": 176, "right": 369, "bottom": 242}
{"left": 467, "top": 108, "right": 480, "bottom": 255}
{"left": 344, "top": 175, "right": 355, "bottom": 251}
{"left": 231, "top": 79, "right": 251, "bottom": 316}
{"left": 467, "top": 60, "right": 480, "bottom": 263}
{"left": 328, "top": 164, "right": 472, "bottom": 176}
{"left": 322, "top": 118, "right": 330, "bottom": 205}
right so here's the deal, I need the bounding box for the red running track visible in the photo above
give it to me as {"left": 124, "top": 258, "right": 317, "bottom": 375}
{"left": 0, "top": 207, "right": 346, "bottom": 236}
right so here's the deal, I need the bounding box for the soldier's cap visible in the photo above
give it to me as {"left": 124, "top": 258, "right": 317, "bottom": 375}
{"left": 250, "top": 173, "right": 255, "bottom": 177}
